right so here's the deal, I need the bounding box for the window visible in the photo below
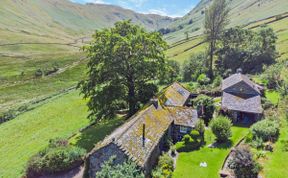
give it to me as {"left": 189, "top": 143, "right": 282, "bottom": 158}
{"left": 180, "top": 126, "right": 188, "bottom": 134}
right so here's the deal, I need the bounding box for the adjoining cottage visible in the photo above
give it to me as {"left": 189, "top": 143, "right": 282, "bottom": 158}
{"left": 87, "top": 82, "right": 198, "bottom": 177}
{"left": 221, "top": 70, "right": 263, "bottom": 123}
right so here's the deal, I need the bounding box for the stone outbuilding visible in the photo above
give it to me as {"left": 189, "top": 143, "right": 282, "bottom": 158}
{"left": 86, "top": 82, "right": 199, "bottom": 177}
{"left": 221, "top": 72, "right": 263, "bottom": 123}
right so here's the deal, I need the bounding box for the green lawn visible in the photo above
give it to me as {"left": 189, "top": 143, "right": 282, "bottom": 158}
{"left": 173, "top": 126, "right": 248, "bottom": 178}
{"left": 0, "top": 91, "right": 89, "bottom": 177}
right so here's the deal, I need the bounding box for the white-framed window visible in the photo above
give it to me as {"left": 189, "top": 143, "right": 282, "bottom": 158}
{"left": 180, "top": 126, "right": 188, "bottom": 134}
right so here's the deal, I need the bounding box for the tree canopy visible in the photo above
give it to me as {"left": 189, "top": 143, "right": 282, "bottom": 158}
{"left": 216, "top": 26, "right": 277, "bottom": 75}
{"left": 78, "top": 20, "right": 168, "bottom": 120}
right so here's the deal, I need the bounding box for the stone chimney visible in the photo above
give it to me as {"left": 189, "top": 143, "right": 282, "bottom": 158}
{"left": 151, "top": 98, "right": 158, "bottom": 109}
{"left": 236, "top": 68, "right": 243, "bottom": 74}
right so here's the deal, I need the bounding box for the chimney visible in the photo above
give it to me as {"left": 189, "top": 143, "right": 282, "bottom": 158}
{"left": 151, "top": 98, "right": 158, "bottom": 109}
{"left": 236, "top": 68, "right": 243, "bottom": 74}
{"left": 142, "top": 123, "right": 146, "bottom": 147}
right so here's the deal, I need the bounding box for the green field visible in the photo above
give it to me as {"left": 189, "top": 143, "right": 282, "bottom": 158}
{"left": 173, "top": 127, "right": 248, "bottom": 178}
{"left": 0, "top": 91, "right": 90, "bottom": 177}
{"left": 0, "top": 53, "right": 87, "bottom": 113}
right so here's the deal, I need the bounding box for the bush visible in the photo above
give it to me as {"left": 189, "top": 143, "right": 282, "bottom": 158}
{"left": 152, "top": 153, "right": 174, "bottom": 178}
{"left": 228, "top": 146, "right": 261, "bottom": 178}
{"left": 26, "top": 138, "right": 86, "bottom": 177}
{"left": 96, "top": 156, "right": 144, "bottom": 178}
{"left": 251, "top": 137, "right": 264, "bottom": 149}
{"left": 190, "top": 130, "right": 201, "bottom": 142}
{"left": 212, "top": 75, "right": 222, "bottom": 88}
{"left": 197, "top": 74, "right": 211, "bottom": 85}
{"left": 251, "top": 119, "right": 279, "bottom": 142}
{"left": 182, "top": 134, "right": 192, "bottom": 144}
{"left": 262, "top": 97, "right": 274, "bottom": 110}
{"left": 35, "top": 69, "right": 43, "bottom": 77}
{"left": 195, "top": 119, "right": 205, "bottom": 137}
{"left": 210, "top": 117, "right": 232, "bottom": 143}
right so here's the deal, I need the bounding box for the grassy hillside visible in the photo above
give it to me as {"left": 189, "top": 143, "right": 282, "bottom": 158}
{"left": 0, "top": 0, "right": 174, "bottom": 47}
{"left": 165, "top": 0, "right": 288, "bottom": 43}
{"left": 165, "top": 13, "right": 288, "bottom": 65}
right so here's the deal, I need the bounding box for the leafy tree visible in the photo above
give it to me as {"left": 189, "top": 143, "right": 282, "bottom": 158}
{"left": 182, "top": 52, "right": 208, "bottom": 82}
{"left": 263, "top": 62, "right": 288, "bottom": 95}
{"left": 204, "top": 0, "right": 229, "bottom": 79}
{"left": 210, "top": 116, "right": 232, "bottom": 143}
{"left": 95, "top": 156, "right": 144, "bottom": 178}
{"left": 216, "top": 27, "right": 277, "bottom": 74}
{"left": 78, "top": 21, "right": 167, "bottom": 119}
{"left": 228, "top": 146, "right": 261, "bottom": 178}
{"left": 159, "top": 60, "right": 180, "bottom": 84}
{"left": 194, "top": 95, "right": 215, "bottom": 125}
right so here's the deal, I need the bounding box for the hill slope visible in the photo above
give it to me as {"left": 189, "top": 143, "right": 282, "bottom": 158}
{"left": 165, "top": 0, "right": 288, "bottom": 43}
{"left": 0, "top": 0, "right": 175, "bottom": 46}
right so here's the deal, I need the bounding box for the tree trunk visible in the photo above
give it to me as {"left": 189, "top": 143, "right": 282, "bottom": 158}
{"left": 128, "top": 78, "right": 137, "bottom": 117}
{"left": 208, "top": 40, "right": 214, "bottom": 80}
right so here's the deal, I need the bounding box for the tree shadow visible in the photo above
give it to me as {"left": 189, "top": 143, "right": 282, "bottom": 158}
{"left": 70, "top": 118, "right": 125, "bottom": 152}
{"left": 213, "top": 140, "right": 234, "bottom": 149}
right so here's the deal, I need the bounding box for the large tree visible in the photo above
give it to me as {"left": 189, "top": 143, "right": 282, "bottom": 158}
{"left": 216, "top": 27, "right": 277, "bottom": 75}
{"left": 78, "top": 21, "right": 167, "bottom": 119}
{"left": 204, "top": 0, "right": 229, "bottom": 79}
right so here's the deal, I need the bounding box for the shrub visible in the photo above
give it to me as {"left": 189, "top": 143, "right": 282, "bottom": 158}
{"left": 262, "top": 97, "right": 274, "bottom": 110}
{"left": 96, "top": 156, "right": 144, "bottom": 178}
{"left": 195, "top": 119, "right": 205, "bottom": 137}
{"left": 194, "top": 95, "right": 215, "bottom": 125}
{"left": 228, "top": 146, "right": 261, "bottom": 178}
{"left": 190, "top": 130, "right": 201, "bottom": 142}
{"left": 251, "top": 119, "right": 279, "bottom": 142}
{"left": 35, "top": 69, "right": 43, "bottom": 77}
{"left": 152, "top": 153, "right": 174, "bottom": 178}
{"left": 212, "top": 75, "right": 222, "bottom": 88}
{"left": 197, "top": 74, "right": 210, "bottom": 85}
{"left": 251, "top": 137, "right": 264, "bottom": 149}
{"left": 26, "top": 138, "right": 86, "bottom": 177}
{"left": 210, "top": 116, "right": 232, "bottom": 143}
{"left": 182, "top": 134, "right": 192, "bottom": 144}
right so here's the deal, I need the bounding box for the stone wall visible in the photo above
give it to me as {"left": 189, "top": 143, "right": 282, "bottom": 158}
{"left": 88, "top": 143, "right": 127, "bottom": 178}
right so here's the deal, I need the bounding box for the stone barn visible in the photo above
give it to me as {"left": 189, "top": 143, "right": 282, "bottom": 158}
{"left": 221, "top": 72, "right": 263, "bottom": 123}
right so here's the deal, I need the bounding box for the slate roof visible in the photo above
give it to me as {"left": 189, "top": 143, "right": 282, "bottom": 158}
{"left": 164, "top": 82, "right": 191, "bottom": 106}
{"left": 168, "top": 107, "right": 198, "bottom": 128}
{"left": 222, "top": 73, "right": 260, "bottom": 94}
{"left": 222, "top": 91, "right": 263, "bottom": 114}
{"left": 90, "top": 82, "right": 196, "bottom": 168}
{"left": 93, "top": 104, "right": 174, "bottom": 167}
